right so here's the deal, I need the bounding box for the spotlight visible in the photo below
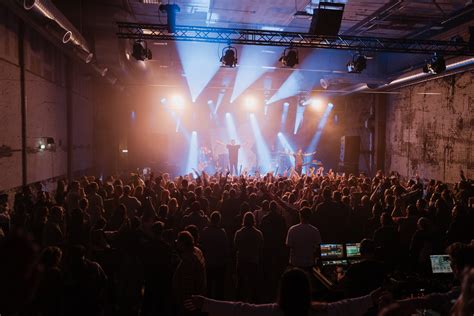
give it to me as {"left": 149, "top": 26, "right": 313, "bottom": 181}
{"left": 309, "top": 98, "right": 323, "bottom": 111}
{"left": 279, "top": 47, "right": 299, "bottom": 67}
{"left": 39, "top": 144, "right": 46, "bottom": 150}
{"left": 131, "top": 40, "right": 152, "bottom": 61}
{"left": 220, "top": 45, "right": 238, "bottom": 67}
{"left": 347, "top": 54, "right": 367, "bottom": 73}
{"left": 423, "top": 53, "right": 446, "bottom": 74}
{"left": 172, "top": 95, "right": 184, "bottom": 107}
{"left": 244, "top": 96, "right": 257, "bottom": 111}
{"left": 207, "top": 100, "right": 213, "bottom": 105}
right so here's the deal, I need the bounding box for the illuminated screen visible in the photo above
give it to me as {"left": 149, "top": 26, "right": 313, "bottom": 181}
{"left": 345, "top": 243, "right": 361, "bottom": 258}
{"left": 430, "top": 255, "right": 453, "bottom": 274}
{"left": 320, "top": 244, "right": 344, "bottom": 259}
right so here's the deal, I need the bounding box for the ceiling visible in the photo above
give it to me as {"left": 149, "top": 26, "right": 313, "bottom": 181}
{"left": 51, "top": 0, "right": 474, "bottom": 97}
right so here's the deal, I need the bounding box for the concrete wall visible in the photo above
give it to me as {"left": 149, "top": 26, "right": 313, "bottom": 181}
{"left": 386, "top": 71, "right": 474, "bottom": 183}
{"left": 0, "top": 8, "right": 21, "bottom": 190}
{"left": 0, "top": 5, "right": 96, "bottom": 191}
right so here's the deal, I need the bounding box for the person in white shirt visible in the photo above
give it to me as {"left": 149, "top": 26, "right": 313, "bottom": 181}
{"left": 285, "top": 207, "right": 322, "bottom": 269}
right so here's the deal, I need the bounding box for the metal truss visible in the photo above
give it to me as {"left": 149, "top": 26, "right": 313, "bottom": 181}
{"left": 117, "top": 22, "right": 474, "bottom": 56}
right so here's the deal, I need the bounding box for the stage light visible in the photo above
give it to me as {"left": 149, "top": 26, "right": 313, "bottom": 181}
{"left": 347, "top": 54, "right": 367, "bottom": 73}
{"left": 207, "top": 99, "right": 213, "bottom": 105}
{"left": 121, "top": 149, "right": 128, "bottom": 153}
{"left": 131, "top": 40, "right": 152, "bottom": 61}
{"left": 39, "top": 144, "right": 46, "bottom": 150}
{"left": 244, "top": 96, "right": 257, "bottom": 111}
{"left": 423, "top": 53, "right": 446, "bottom": 74}
{"left": 279, "top": 47, "right": 299, "bottom": 68}
{"left": 161, "top": 98, "right": 167, "bottom": 104}
{"left": 309, "top": 98, "right": 323, "bottom": 111}
{"left": 220, "top": 45, "right": 238, "bottom": 67}
{"left": 172, "top": 95, "right": 184, "bottom": 107}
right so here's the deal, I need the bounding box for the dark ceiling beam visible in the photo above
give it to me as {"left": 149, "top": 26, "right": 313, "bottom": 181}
{"left": 408, "top": 3, "right": 474, "bottom": 39}
{"left": 342, "top": 0, "right": 405, "bottom": 35}
{"left": 116, "top": 22, "right": 474, "bottom": 56}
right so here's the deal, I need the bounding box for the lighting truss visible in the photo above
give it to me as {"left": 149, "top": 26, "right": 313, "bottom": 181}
{"left": 117, "top": 22, "right": 474, "bottom": 56}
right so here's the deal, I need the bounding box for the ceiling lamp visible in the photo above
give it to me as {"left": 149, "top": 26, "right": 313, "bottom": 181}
{"left": 131, "top": 40, "right": 152, "bottom": 61}
{"left": 279, "top": 47, "right": 299, "bottom": 67}
{"left": 220, "top": 45, "right": 238, "bottom": 67}
{"left": 347, "top": 54, "right": 367, "bottom": 73}
{"left": 423, "top": 53, "right": 446, "bottom": 74}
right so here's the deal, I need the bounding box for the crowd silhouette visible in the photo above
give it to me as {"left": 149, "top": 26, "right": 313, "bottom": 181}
{"left": 0, "top": 168, "right": 473, "bottom": 315}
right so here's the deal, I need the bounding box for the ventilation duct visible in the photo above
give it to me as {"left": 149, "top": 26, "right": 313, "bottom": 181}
{"left": 24, "top": 0, "right": 93, "bottom": 60}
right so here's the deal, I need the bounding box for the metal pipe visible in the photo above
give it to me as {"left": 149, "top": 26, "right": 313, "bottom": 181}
{"left": 24, "top": 0, "right": 92, "bottom": 54}
{"left": 350, "top": 57, "right": 474, "bottom": 94}
{"left": 91, "top": 63, "right": 109, "bottom": 77}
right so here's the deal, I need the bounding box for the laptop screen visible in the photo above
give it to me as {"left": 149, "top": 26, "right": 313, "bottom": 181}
{"left": 430, "top": 255, "right": 453, "bottom": 274}
{"left": 345, "top": 243, "right": 361, "bottom": 258}
{"left": 320, "top": 244, "right": 344, "bottom": 259}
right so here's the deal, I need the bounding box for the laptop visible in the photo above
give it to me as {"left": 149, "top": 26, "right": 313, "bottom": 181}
{"left": 430, "top": 255, "right": 453, "bottom": 274}
{"left": 320, "top": 244, "right": 344, "bottom": 259}
{"left": 345, "top": 243, "right": 361, "bottom": 258}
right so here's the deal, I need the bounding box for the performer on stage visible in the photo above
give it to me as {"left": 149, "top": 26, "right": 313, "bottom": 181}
{"left": 216, "top": 139, "right": 243, "bottom": 175}
{"left": 283, "top": 148, "right": 317, "bottom": 175}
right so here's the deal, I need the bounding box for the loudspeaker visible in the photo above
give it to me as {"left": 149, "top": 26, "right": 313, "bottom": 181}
{"left": 339, "top": 136, "right": 360, "bottom": 175}
{"left": 309, "top": 2, "right": 345, "bottom": 36}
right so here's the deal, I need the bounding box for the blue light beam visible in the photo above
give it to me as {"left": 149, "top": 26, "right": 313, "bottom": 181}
{"left": 185, "top": 131, "right": 199, "bottom": 174}
{"left": 267, "top": 52, "right": 323, "bottom": 104}
{"left": 176, "top": 42, "right": 221, "bottom": 102}
{"left": 277, "top": 132, "right": 295, "bottom": 167}
{"left": 249, "top": 113, "right": 272, "bottom": 173}
{"left": 306, "top": 103, "right": 334, "bottom": 151}
{"left": 280, "top": 102, "right": 289, "bottom": 131}
{"left": 231, "top": 46, "right": 282, "bottom": 103}
{"left": 293, "top": 105, "right": 306, "bottom": 134}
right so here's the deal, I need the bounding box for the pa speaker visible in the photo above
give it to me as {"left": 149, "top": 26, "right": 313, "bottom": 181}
{"left": 309, "top": 2, "right": 345, "bottom": 36}
{"left": 339, "top": 136, "right": 360, "bottom": 175}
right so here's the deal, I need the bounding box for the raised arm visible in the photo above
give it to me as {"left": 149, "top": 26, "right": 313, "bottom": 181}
{"left": 216, "top": 140, "right": 226, "bottom": 146}
{"left": 303, "top": 151, "right": 317, "bottom": 157}
{"left": 186, "top": 296, "right": 276, "bottom": 316}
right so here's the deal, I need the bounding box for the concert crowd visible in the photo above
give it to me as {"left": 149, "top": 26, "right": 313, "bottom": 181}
{"left": 0, "top": 168, "right": 473, "bottom": 316}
